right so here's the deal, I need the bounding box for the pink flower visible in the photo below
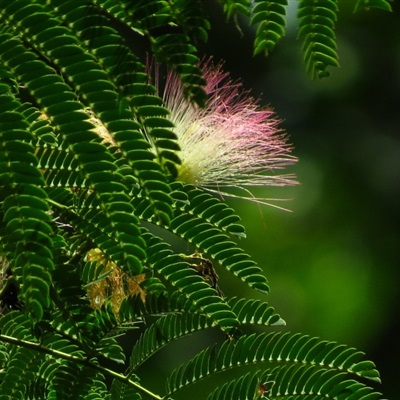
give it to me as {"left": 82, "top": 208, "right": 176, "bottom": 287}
{"left": 160, "top": 59, "right": 298, "bottom": 207}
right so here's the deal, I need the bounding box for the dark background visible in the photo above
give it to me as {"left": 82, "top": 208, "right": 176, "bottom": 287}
{"left": 201, "top": 2, "right": 399, "bottom": 397}
{"left": 139, "top": 2, "right": 399, "bottom": 398}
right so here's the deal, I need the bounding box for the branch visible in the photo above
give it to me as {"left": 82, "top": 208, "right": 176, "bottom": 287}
{"left": 0, "top": 333, "right": 164, "bottom": 400}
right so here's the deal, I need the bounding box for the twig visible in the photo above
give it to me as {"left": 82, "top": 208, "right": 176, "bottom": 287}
{"left": 0, "top": 333, "right": 164, "bottom": 400}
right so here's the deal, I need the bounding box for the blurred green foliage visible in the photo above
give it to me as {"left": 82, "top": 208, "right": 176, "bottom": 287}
{"left": 132, "top": 0, "right": 399, "bottom": 393}
{"left": 113, "top": 0, "right": 399, "bottom": 395}
{"left": 160, "top": 1, "right": 399, "bottom": 397}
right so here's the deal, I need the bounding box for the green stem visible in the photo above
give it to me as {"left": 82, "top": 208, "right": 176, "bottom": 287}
{"left": 47, "top": 197, "right": 71, "bottom": 209}
{"left": 0, "top": 334, "right": 164, "bottom": 400}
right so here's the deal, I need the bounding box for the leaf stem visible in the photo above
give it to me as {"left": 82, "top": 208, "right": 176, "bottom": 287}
{"left": 47, "top": 197, "right": 71, "bottom": 209}
{"left": 0, "top": 333, "right": 164, "bottom": 400}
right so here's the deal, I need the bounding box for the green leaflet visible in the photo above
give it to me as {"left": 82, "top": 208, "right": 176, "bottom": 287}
{"left": 128, "top": 296, "right": 283, "bottom": 371}
{"left": 219, "top": 0, "right": 391, "bottom": 79}
{"left": 228, "top": 297, "right": 285, "bottom": 326}
{"left": 221, "top": 0, "right": 251, "bottom": 19}
{"left": 129, "top": 312, "right": 210, "bottom": 370}
{"left": 143, "top": 230, "right": 239, "bottom": 331}
{"left": 0, "top": 34, "right": 147, "bottom": 277}
{"left": 353, "top": 0, "right": 392, "bottom": 12}
{"left": 251, "top": 0, "right": 288, "bottom": 56}
{"left": 170, "top": 0, "right": 210, "bottom": 42}
{"left": 152, "top": 33, "right": 207, "bottom": 106}
{"left": 167, "top": 183, "right": 270, "bottom": 295}
{"left": 4, "top": 0, "right": 176, "bottom": 226}
{"left": 110, "top": 379, "right": 141, "bottom": 400}
{"left": 207, "top": 370, "right": 270, "bottom": 400}
{"left": 52, "top": 0, "right": 181, "bottom": 182}
{"left": 297, "top": 0, "right": 339, "bottom": 78}
{"left": 47, "top": 362, "right": 102, "bottom": 399}
{"left": 0, "top": 95, "right": 54, "bottom": 320}
{"left": 165, "top": 332, "right": 383, "bottom": 398}
{"left": 112, "top": 0, "right": 208, "bottom": 106}
{"left": 169, "top": 209, "right": 270, "bottom": 294}
{"left": 0, "top": 313, "right": 44, "bottom": 399}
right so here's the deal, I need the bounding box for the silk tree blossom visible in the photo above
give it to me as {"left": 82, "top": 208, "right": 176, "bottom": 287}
{"left": 160, "top": 60, "right": 298, "bottom": 207}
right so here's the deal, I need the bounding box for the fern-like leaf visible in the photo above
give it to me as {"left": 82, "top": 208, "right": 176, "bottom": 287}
{"left": 220, "top": 0, "right": 251, "bottom": 19}
{"left": 129, "top": 312, "right": 209, "bottom": 370}
{"left": 170, "top": 205, "right": 270, "bottom": 294}
{"left": 228, "top": 297, "right": 285, "bottom": 326}
{"left": 353, "top": 0, "right": 392, "bottom": 12}
{"left": 251, "top": 0, "right": 288, "bottom": 56}
{"left": 0, "top": 92, "right": 54, "bottom": 320}
{"left": 118, "top": 0, "right": 208, "bottom": 106}
{"left": 0, "top": 26, "right": 146, "bottom": 277}
{"left": 0, "top": 312, "right": 44, "bottom": 399}
{"left": 165, "top": 332, "right": 382, "bottom": 397}
{"left": 170, "top": 0, "right": 211, "bottom": 43}
{"left": 49, "top": 0, "right": 177, "bottom": 221}
{"left": 143, "top": 230, "right": 239, "bottom": 331}
{"left": 118, "top": 291, "right": 189, "bottom": 322}
{"left": 269, "top": 363, "right": 383, "bottom": 399}
{"left": 297, "top": 0, "right": 339, "bottom": 79}
{"left": 46, "top": 361, "right": 103, "bottom": 400}
{"left": 207, "top": 370, "right": 270, "bottom": 400}
{"left": 110, "top": 380, "right": 141, "bottom": 400}
{"left": 129, "top": 296, "right": 283, "bottom": 372}
{"left": 172, "top": 182, "right": 247, "bottom": 239}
